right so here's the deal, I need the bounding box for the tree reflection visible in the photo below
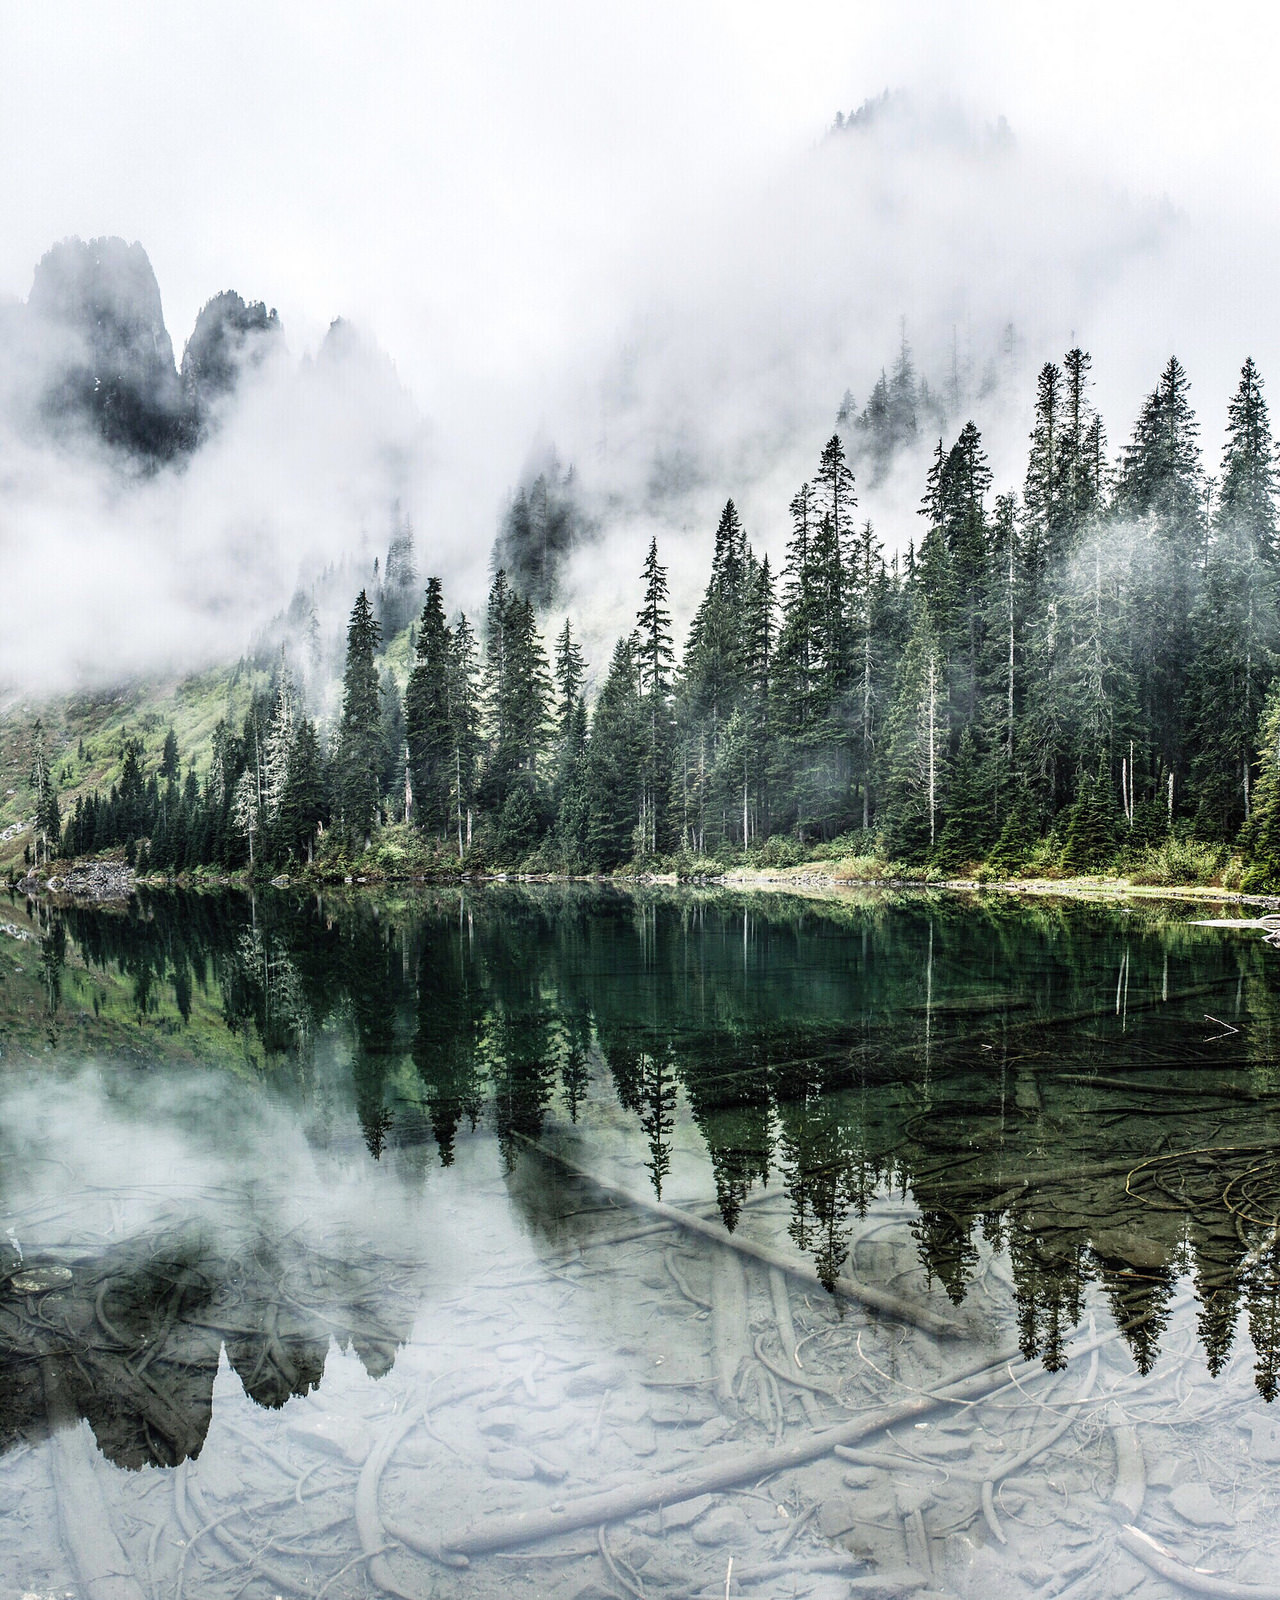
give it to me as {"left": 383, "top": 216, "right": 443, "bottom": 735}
{"left": 10, "top": 883, "right": 1280, "bottom": 1398}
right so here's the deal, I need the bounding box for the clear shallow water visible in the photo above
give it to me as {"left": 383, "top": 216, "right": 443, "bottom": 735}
{"left": 2, "top": 884, "right": 1280, "bottom": 1598}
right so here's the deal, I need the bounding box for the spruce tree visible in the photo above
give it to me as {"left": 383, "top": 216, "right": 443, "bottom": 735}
{"left": 1220, "top": 357, "right": 1279, "bottom": 560}
{"left": 774, "top": 483, "right": 821, "bottom": 739}
{"left": 934, "top": 726, "right": 988, "bottom": 868}
{"left": 161, "top": 729, "right": 180, "bottom": 783}
{"left": 635, "top": 539, "right": 675, "bottom": 855}
{"left": 1187, "top": 360, "right": 1280, "bottom": 837}
{"left": 405, "top": 576, "right": 454, "bottom": 831}
{"left": 335, "top": 590, "right": 384, "bottom": 845}
{"left": 553, "top": 617, "right": 585, "bottom": 736}
{"left": 882, "top": 603, "right": 948, "bottom": 858}
{"left": 1242, "top": 681, "right": 1280, "bottom": 889}
{"left": 1059, "top": 769, "right": 1117, "bottom": 874}
{"left": 1023, "top": 362, "right": 1063, "bottom": 571}
{"left": 1119, "top": 357, "right": 1205, "bottom": 797}
{"left": 447, "top": 613, "right": 481, "bottom": 856}
{"left": 849, "top": 519, "right": 886, "bottom": 830}
{"left": 30, "top": 721, "right": 61, "bottom": 866}
{"left": 555, "top": 695, "right": 591, "bottom": 868}
{"left": 586, "top": 635, "right": 645, "bottom": 867}
{"left": 278, "top": 718, "right": 328, "bottom": 862}
{"left": 480, "top": 572, "right": 551, "bottom": 811}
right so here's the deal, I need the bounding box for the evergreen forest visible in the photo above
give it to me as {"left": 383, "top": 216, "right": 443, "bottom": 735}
{"left": 37, "top": 350, "right": 1280, "bottom": 892}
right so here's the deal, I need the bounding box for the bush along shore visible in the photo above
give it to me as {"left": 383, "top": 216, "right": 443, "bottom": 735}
{"left": 10, "top": 833, "right": 1280, "bottom": 913}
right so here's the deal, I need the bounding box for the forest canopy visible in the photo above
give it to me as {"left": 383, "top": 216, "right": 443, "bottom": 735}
{"left": 40, "top": 350, "right": 1280, "bottom": 893}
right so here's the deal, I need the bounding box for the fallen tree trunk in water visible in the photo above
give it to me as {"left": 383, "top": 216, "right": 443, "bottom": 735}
{"left": 389, "top": 1321, "right": 1130, "bottom": 1564}
{"left": 512, "top": 1133, "right": 957, "bottom": 1337}
{"left": 1116, "top": 1526, "right": 1280, "bottom": 1600}
{"left": 711, "top": 1247, "right": 748, "bottom": 1406}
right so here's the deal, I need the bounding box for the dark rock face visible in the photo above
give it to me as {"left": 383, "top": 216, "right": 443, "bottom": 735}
{"left": 181, "top": 289, "right": 279, "bottom": 436}
{"left": 27, "top": 236, "right": 187, "bottom": 461}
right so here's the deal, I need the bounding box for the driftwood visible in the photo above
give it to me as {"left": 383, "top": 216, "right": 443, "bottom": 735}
{"left": 513, "top": 1134, "right": 957, "bottom": 1336}
{"left": 387, "top": 1321, "right": 1133, "bottom": 1563}
{"left": 1108, "top": 1409, "right": 1280, "bottom": 1598}
{"left": 354, "top": 1408, "right": 423, "bottom": 1600}
{"left": 768, "top": 1265, "right": 825, "bottom": 1426}
{"left": 42, "top": 1362, "right": 147, "bottom": 1600}
{"left": 183, "top": 1471, "right": 313, "bottom": 1597}
{"left": 919, "top": 1144, "right": 1277, "bottom": 1197}
{"left": 712, "top": 1247, "right": 747, "bottom": 1405}
{"left": 1116, "top": 1526, "right": 1280, "bottom": 1600}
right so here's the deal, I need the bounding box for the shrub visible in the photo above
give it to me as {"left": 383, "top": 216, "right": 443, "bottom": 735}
{"left": 1128, "top": 837, "right": 1225, "bottom": 886}
{"left": 830, "top": 854, "right": 890, "bottom": 881}
{"left": 760, "top": 835, "right": 804, "bottom": 868}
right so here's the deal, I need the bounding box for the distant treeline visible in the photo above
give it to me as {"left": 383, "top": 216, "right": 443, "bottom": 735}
{"left": 30, "top": 349, "right": 1280, "bottom": 887}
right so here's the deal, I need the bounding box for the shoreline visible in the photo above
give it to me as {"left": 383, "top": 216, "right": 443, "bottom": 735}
{"left": 10, "top": 860, "right": 1280, "bottom": 913}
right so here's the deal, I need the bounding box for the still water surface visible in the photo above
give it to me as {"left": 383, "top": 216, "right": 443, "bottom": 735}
{"left": 1, "top": 883, "right": 1279, "bottom": 1599}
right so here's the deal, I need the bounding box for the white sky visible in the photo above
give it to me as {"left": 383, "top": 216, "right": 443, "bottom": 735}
{"left": 4, "top": 1, "right": 1277, "bottom": 398}
{"left": 3, "top": 1, "right": 1280, "bottom": 685}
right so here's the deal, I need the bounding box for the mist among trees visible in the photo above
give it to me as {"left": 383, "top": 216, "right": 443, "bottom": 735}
{"left": 42, "top": 348, "right": 1280, "bottom": 893}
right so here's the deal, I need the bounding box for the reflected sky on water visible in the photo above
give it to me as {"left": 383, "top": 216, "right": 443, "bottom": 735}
{"left": 2, "top": 883, "right": 1279, "bottom": 1598}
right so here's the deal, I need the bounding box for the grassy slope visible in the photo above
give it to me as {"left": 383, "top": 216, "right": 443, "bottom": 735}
{"left": 0, "top": 623, "right": 416, "bottom": 874}
{"left": 0, "top": 895, "right": 263, "bottom": 1070}
{"left": 0, "top": 666, "right": 266, "bottom": 866}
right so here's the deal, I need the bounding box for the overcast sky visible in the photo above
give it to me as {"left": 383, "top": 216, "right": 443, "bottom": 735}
{"left": 3, "top": 1, "right": 1280, "bottom": 685}
{"left": 4, "top": 1, "right": 1278, "bottom": 402}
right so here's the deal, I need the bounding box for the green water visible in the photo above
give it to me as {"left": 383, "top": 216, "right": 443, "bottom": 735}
{"left": 1, "top": 882, "right": 1279, "bottom": 1598}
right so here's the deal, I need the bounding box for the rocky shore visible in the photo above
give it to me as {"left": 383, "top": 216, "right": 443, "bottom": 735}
{"left": 15, "top": 863, "right": 136, "bottom": 902}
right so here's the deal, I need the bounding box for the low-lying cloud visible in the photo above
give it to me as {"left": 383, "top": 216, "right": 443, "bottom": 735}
{"left": 0, "top": 84, "right": 1264, "bottom": 698}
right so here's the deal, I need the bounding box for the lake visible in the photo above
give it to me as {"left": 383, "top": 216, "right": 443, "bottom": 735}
{"left": 1, "top": 881, "right": 1278, "bottom": 1600}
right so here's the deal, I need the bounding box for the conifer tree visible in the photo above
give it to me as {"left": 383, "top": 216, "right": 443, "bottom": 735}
{"left": 1023, "top": 362, "right": 1064, "bottom": 572}
{"left": 1219, "top": 357, "right": 1279, "bottom": 560}
{"left": 448, "top": 614, "right": 481, "bottom": 855}
{"left": 774, "top": 483, "right": 821, "bottom": 739}
{"left": 1059, "top": 769, "right": 1117, "bottom": 874}
{"left": 678, "top": 502, "right": 751, "bottom": 849}
{"left": 161, "top": 729, "right": 180, "bottom": 783}
{"left": 586, "top": 635, "right": 645, "bottom": 866}
{"left": 1119, "top": 357, "right": 1205, "bottom": 795}
{"left": 814, "top": 433, "right": 857, "bottom": 559}
{"left": 741, "top": 552, "right": 777, "bottom": 841}
{"left": 849, "top": 519, "right": 886, "bottom": 830}
{"left": 278, "top": 718, "right": 328, "bottom": 861}
{"left": 1187, "top": 360, "right": 1280, "bottom": 836}
{"left": 937, "top": 421, "right": 993, "bottom": 722}
{"left": 261, "top": 664, "right": 297, "bottom": 828}
{"left": 1241, "top": 680, "right": 1280, "bottom": 888}
{"left": 883, "top": 603, "right": 948, "bottom": 858}
{"left": 635, "top": 539, "right": 675, "bottom": 855}
{"left": 335, "top": 590, "right": 384, "bottom": 844}
{"left": 555, "top": 694, "right": 591, "bottom": 867}
{"left": 30, "top": 721, "right": 60, "bottom": 866}
{"left": 231, "top": 768, "right": 260, "bottom": 868}
{"left": 405, "top": 576, "right": 454, "bottom": 831}
{"left": 553, "top": 618, "right": 585, "bottom": 736}
{"left": 481, "top": 571, "right": 551, "bottom": 814}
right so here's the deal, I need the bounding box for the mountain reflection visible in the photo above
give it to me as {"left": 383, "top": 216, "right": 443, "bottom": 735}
{"left": 0, "top": 1224, "right": 416, "bottom": 1469}
{"left": 6, "top": 879, "right": 1280, "bottom": 1468}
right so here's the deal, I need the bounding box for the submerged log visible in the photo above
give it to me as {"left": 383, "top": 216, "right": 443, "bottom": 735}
{"left": 389, "top": 1320, "right": 1133, "bottom": 1563}
{"left": 1116, "top": 1526, "right": 1280, "bottom": 1600}
{"left": 513, "top": 1134, "right": 957, "bottom": 1336}
{"left": 711, "top": 1248, "right": 747, "bottom": 1405}
{"left": 354, "top": 1409, "right": 423, "bottom": 1600}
